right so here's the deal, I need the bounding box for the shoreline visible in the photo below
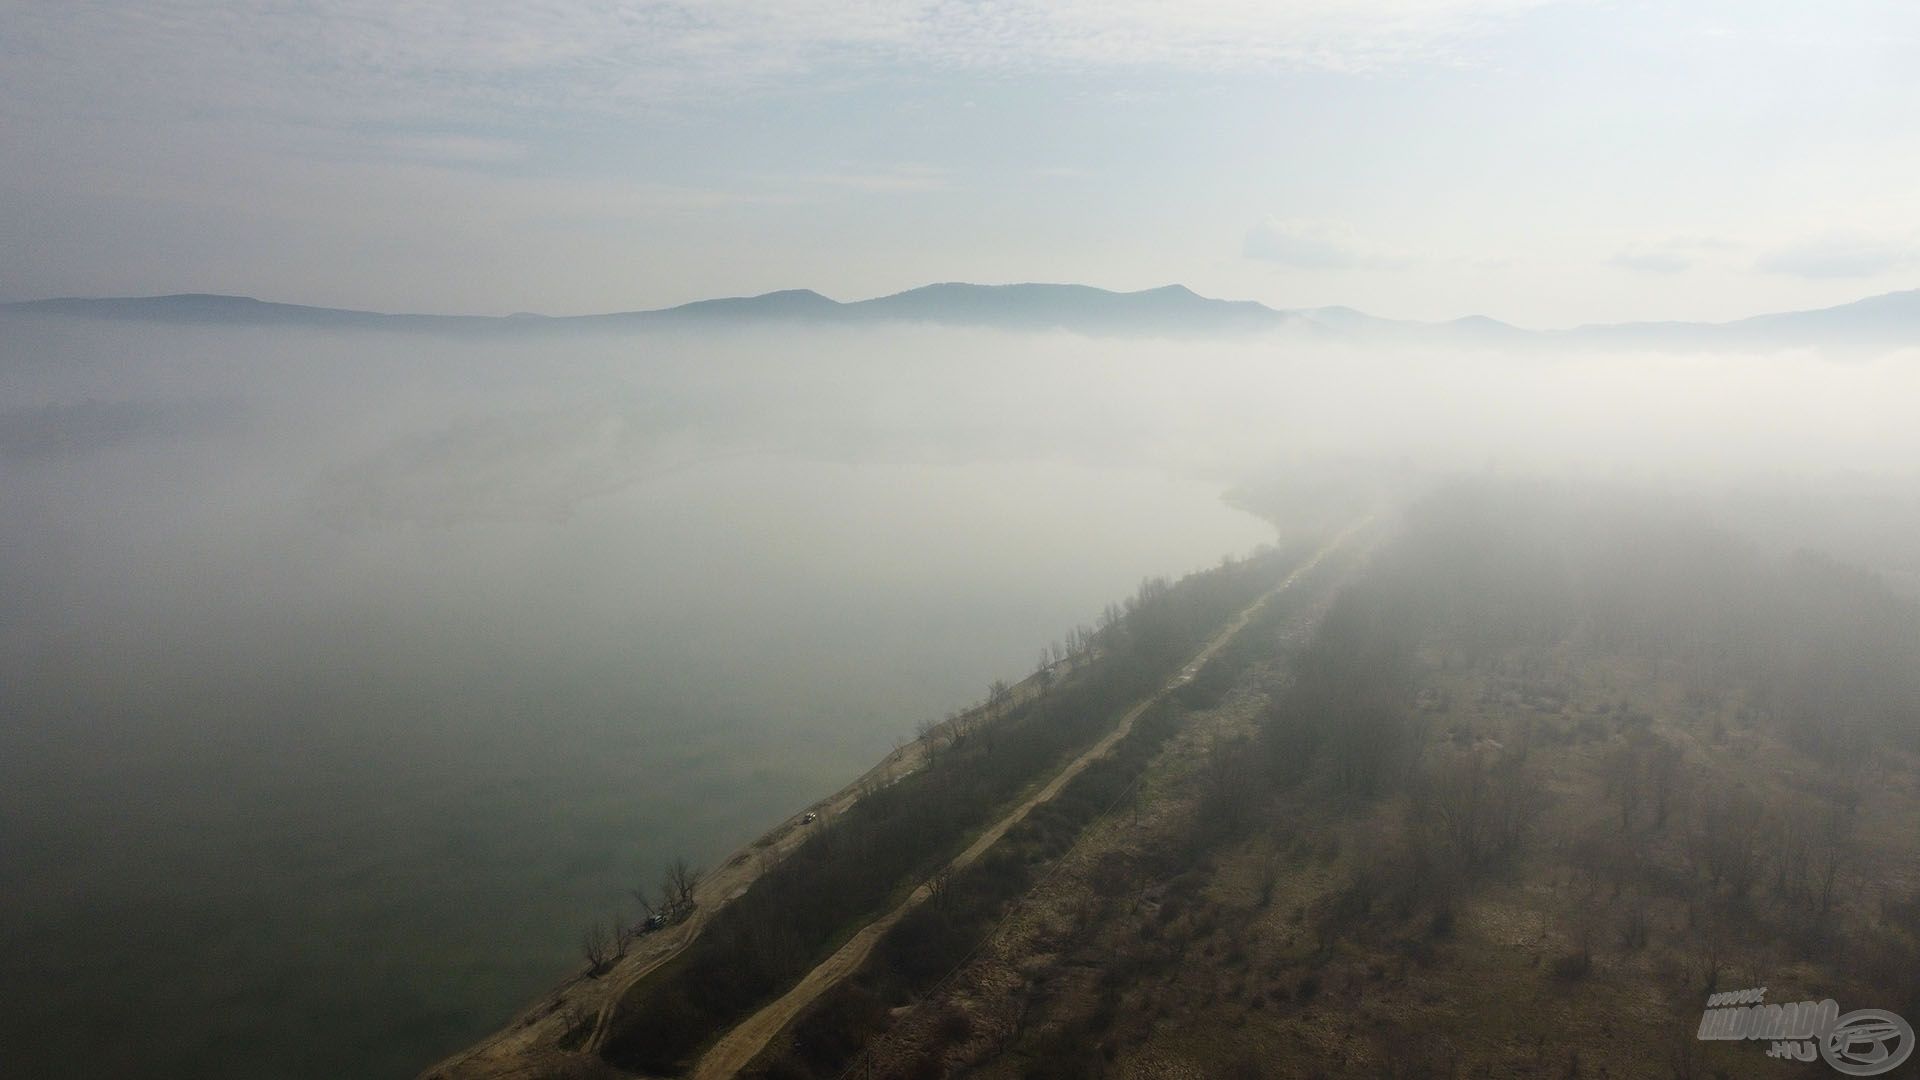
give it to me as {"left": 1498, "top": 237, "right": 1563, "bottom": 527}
{"left": 420, "top": 657, "right": 1065, "bottom": 1080}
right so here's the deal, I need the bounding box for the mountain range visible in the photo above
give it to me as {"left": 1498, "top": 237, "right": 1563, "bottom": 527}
{"left": 6, "top": 281, "right": 1918, "bottom": 348}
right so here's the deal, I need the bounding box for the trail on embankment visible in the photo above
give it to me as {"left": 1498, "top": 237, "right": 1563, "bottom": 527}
{"left": 689, "top": 528, "right": 1361, "bottom": 1080}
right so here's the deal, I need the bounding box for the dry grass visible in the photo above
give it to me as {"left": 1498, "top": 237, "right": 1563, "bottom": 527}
{"left": 910, "top": 639, "right": 1919, "bottom": 1079}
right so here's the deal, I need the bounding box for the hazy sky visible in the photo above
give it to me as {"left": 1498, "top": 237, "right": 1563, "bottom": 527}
{"left": 3, "top": 1, "right": 1917, "bottom": 325}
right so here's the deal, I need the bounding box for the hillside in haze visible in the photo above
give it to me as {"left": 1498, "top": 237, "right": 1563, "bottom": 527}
{"left": 9, "top": 283, "right": 1920, "bottom": 348}
{"left": 422, "top": 484, "right": 1920, "bottom": 1080}
{"left": 768, "top": 486, "right": 1920, "bottom": 1079}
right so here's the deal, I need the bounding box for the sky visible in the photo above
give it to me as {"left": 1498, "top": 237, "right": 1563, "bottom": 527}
{"left": 2, "top": 0, "right": 1917, "bottom": 326}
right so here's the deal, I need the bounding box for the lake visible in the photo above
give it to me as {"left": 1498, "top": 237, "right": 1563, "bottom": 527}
{"left": 0, "top": 317, "right": 1274, "bottom": 1078}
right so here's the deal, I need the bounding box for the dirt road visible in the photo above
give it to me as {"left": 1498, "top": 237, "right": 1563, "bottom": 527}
{"left": 687, "top": 530, "right": 1358, "bottom": 1080}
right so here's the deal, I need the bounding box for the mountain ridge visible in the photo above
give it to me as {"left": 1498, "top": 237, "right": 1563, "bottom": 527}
{"left": 7, "top": 283, "right": 1918, "bottom": 346}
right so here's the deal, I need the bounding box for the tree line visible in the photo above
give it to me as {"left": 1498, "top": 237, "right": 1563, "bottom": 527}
{"left": 598, "top": 545, "right": 1300, "bottom": 1074}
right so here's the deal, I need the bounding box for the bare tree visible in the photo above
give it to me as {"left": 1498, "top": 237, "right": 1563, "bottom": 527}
{"left": 987, "top": 678, "right": 1013, "bottom": 716}
{"left": 1689, "top": 901, "right": 1733, "bottom": 994}
{"left": 1618, "top": 893, "right": 1650, "bottom": 951}
{"left": 1646, "top": 738, "right": 1682, "bottom": 828}
{"left": 1782, "top": 805, "right": 1849, "bottom": 918}
{"left": 1811, "top": 832, "right": 1845, "bottom": 918}
{"left": 1066, "top": 623, "right": 1096, "bottom": 667}
{"left": 950, "top": 709, "right": 976, "bottom": 750}
{"left": 663, "top": 857, "right": 701, "bottom": 922}
{"left": 1545, "top": 867, "right": 1602, "bottom": 984}
{"left": 916, "top": 714, "right": 954, "bottom": 767}
{"left": 1418, "top": 751, "right": 1543, "bottom": 875}
{"left": 582, "top": 921, "right": 612, "bottom": 975}
{"left": 1691, "top": 788, "right": 1761, "bottom": 899}
{"left": 927, "top": 866, "right": 955, "bottom": 910}
{"left": 915, "top": 714, "right": 940, "bottom": 744}
{"left": 1195, "top": 735, "right": 1261, "bottom": 841}
{"left": 1601, "top": 743, "right": 1644, "bottom": 831}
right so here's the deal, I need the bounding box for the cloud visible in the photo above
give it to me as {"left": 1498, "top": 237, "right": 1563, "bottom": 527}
{"left": 1757, "top": 234, "right": 1918, "bottom": 279}
{"left": 1243, "top": 218, "right": 1409, "bottom": 270}
{"left": 382, "top": 134, "right": 528, "bottom": 166}
{"left": 892, "top": 1, "right": 1561, "bottom": 73}
{"left": 1610, "top": 236, "right": 1735, "bottom": 275}
{"left": 0, "top": 398, "right": 238, "bottom": 459}
{"left": 318, "top": 406, "right": 714, "bottom": 526}
{"left": 1611, "top": 250, "right": 1691, "bottom": 274}
{"left": 774, "top": 164, "right": 951, "bottom": 194}
{"left": 0, "top": 2, "right": 1566, "bottom": 132}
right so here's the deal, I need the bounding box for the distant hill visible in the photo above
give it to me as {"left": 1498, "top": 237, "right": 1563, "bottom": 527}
{"left": 589, "top": 288, "right": 844, "bottom": 326}
{"left": 7, "top": 284, "right": 1918, "bottom": 347}
{"left": 1295, "top": 305, "right": 1532, "bottom": 345}
{"left": 847, "top": 282, "right": 1294, "bottom": 335}
{"left": 1742, "top": 286, "right": 1920, "bottom": 336}
{"left": 1566, "top": 287, "right": 1920, "bottom": 348}
{"left": 3, "top": 293, "right": 506, "bottom": 333}
{"left": 0, "top": 283, "right": 1296, "bottom": 338}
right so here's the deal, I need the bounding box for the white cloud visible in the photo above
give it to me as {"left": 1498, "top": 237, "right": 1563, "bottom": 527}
{"left": 1757, "top": 233, "right": 1918, "bottom": 279}
{"left": 0, "top": 1, "right": 1567, "bottom": 130}
{"left": 1610, "top": 236, "right": 1737, "bottom": 275}
{"left": 1243, "top": 218, "right": 1409, "bottom": 270}
{"left": 775, "top": 164, "right": 951, "bottom": 193}
{"left": 1612, "top": 249, "right": 1691, "bottom": 274}
{"left": 382, "top": 134, "right": 528, "bottom": 165}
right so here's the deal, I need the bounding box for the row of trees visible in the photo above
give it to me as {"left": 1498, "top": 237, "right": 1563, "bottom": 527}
{"left": 578, "top": 857, "right": 704, "bottom": 977}
{"left": 750, "top": 484, "right": 1919, "bottom": 1078}
{"left": 755, "top": 694, "right": 1231, "bottom": 1078}
{"left": 600, "top": 545, "right": 1300, "bottom": 1074}
{"left": 744, "top": 551, "right": 1349, "bottom": 1079}
{"left": 1261, "top": 580, "right": 1419, "bottom": 801}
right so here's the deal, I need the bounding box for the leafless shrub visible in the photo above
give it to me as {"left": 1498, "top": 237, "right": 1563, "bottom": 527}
{"left": 1413, "top": 749, "right": 1544, "bottom": 876}
{"left": 662, "top": 857, "right": 701, "bottom": 921}
{"left": 1689, "top": 787, "right": 1762, "bottom": 901}
{"left": 581, "top": 921, "right": 612, "bottom": 975}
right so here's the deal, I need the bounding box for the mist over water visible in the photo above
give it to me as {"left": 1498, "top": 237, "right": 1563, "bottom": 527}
{"left": 0, "top": 317, "right": 1277, "bottom": 1078}
{"left": 4, "top": 314, "right": 1920, "bottom": 1077}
